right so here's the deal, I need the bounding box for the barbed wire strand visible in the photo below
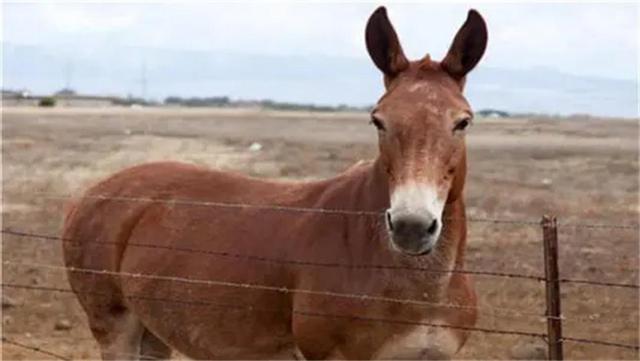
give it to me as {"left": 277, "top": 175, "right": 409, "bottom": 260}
{"left": 5, "top": 282, "right": 639, "bottom": 352}
{"left": 3, "top": 333, "right": 158, "bottom": 361}
{"left": 0, "top": 282, "right": 546, "bottom": 340}
{"left": 5, "top": 258, "right": 637, "bottom": 328}
{"left": 42, "top": 192, "right": 383, "bottom": 216}
{"left": 2, "top": 259, "right": 548, "bottom": 321}
{"left": 1, "top": 228, "right": 545, "bottom": 281}
{"left": 5, "top": 278, "right": 634, "bottom": 330}
{"left": 2, "top": 337, "right": 71, "bottom": 361}
{"left": 557, "top": 222, "right": 639, "bottom": 231}
{"left": 5, "top": 228, "right": 638, "bottom": 289}
{"left": 559, "top": 278, "right": 639, "bottom": 289}
{"left": 562, "top": 336, "right": 639, "bottom": 351}
{"left": 37, "top": 192, "right": 639, "bottom": 230}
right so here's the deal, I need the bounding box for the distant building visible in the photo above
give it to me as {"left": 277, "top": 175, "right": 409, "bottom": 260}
{"left": 2, "top": 89, "right": 35, "bottom": 106}
{"left": 2, "top": 89, "right": 119, "bottom": 107}
{"left": 54, "top": 88, "right": 77, "bottom": 96}
{"left": 476, "top": 109, "right": 510, "bottom": 118}
{"left": 54, "top": 94, "right": 118, "bottom": 107}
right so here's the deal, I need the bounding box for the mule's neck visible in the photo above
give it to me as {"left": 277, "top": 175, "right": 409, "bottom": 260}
{"left": 358, "top": 157, "right": 391, "bottom": 211}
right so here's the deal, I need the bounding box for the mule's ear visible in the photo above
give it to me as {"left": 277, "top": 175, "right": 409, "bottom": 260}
{"left": 365, "top": 6, "right": 409, "bottom": 77}
{"left": 441, "top": 9, "right": 487, "bottom": 80}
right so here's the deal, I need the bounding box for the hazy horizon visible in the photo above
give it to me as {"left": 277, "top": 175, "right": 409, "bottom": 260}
{"left": 3, "top": 2, "right": 638, "bottom": 117}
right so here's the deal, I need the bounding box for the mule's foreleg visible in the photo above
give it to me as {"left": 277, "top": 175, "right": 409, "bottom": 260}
{"left": 140, "top": 329, "right": 172, "bottom": 360}
{"left": 96, "top": 311, "right": 145, "bottom": 360}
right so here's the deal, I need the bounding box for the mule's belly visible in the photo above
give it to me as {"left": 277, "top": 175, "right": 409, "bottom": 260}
{"left": 119, "top": 235, "right": 299, "bottom": 359}
{"left": 125, "top": 289, "right": 297, "bottom": 359}
{"left": 161, "top": 323, "right": 297, "bottom": 360}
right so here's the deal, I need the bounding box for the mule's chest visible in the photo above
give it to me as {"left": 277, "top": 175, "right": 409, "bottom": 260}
{"left": 369, "top": 319, "right": 462, "bottom": 359}
{"left": 294, "top": 309, "right": 463, "bottom": 360}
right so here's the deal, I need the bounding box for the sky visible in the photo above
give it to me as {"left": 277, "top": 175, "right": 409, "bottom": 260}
{"left": 2, "top": 1, "right": 639, "bottom": 116}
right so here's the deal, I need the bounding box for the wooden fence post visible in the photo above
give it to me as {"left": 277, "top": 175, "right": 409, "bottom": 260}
{"left": 542, "top": 215, "right": 564, "bottom": 360}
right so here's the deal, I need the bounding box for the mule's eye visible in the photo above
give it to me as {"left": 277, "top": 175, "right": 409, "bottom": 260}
{"left": 453, "top": 117, "right": 471, "bottom": 133}
{"left": 370, "top": 115, "right": 386, "bottom": 131}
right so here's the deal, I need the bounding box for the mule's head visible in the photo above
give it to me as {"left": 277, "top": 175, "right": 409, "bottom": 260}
{"left": 366, "top": 7, "right": 487, "bottom": 255}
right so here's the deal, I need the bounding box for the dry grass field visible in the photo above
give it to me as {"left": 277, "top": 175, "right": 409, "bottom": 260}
{"left": 2, "top": 107, "right": 638, "bottom": 360}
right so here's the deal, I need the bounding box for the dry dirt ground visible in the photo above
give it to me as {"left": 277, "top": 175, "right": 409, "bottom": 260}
{"left": 2, "top": 107, "right": 638, "bottom": 360}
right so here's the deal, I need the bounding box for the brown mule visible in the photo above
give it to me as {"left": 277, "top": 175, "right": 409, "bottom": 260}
{"left": 63, "top": 6, "right": 487, "bottom": 360}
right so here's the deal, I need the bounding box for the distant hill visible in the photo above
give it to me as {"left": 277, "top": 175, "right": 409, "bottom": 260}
{"left": 2, "top": 43, "right": 637, "bottom": 117}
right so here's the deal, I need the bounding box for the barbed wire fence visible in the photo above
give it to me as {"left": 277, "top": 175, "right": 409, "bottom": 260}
{"left": 2, "top": 194, "right": 639, "bottom": 360}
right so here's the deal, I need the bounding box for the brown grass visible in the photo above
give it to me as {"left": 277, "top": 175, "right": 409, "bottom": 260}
{"left": 2, "top": 107, "right": 638, "bottom": 359}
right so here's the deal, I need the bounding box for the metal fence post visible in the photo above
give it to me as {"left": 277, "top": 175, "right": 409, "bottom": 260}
{"left": 542, "top": 215, "right": 564, "bottom": 360}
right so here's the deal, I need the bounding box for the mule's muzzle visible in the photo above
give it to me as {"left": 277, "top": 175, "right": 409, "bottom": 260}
{"left": 386, "top": 211, "right": 441, "bottom": 255}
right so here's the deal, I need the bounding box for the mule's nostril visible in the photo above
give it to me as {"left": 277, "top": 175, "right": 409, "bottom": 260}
{"left": 386, "top": 211, "right": 394, "bottom": 231}
{"left": 427, "top": 219, "right": 438, "bottom": 235}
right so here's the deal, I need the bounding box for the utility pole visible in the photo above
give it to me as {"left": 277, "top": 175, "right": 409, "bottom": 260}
{"left": 64, "top": 60, "right": 73, "bottom": 90}
{"left": 140, "top": 60, "right": 147, "bottom": 101}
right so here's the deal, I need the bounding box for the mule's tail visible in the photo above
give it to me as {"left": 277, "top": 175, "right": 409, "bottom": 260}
{"left": 63, "top": 197, "right": 79, "bottom": 227}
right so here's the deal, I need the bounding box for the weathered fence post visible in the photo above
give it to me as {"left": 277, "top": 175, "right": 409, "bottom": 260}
{"left": 542, "top": 215, "right": 564, "bottom": 360}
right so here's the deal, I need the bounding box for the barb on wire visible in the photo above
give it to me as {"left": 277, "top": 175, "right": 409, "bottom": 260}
{"left": 562, "top": 336, "right": 639, "bottom": 352}
{"left": 2, "top": 336, "right": 71, "bottom": 361}
{"left": 1, "top": 228, "right": 545, "bottom": 282}
{"left": 1, "top": 282, "right": 546, "bottom": 340}
{"left": 2, "top": 259, "right": 548, "bottom": 321}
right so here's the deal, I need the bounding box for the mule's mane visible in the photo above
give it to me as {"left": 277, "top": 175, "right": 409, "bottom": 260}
{"left": 419, "top": 53, "right": 432, "bottom": 66}
{"left": 418, "top": 54, "right": 442, "bottom": 73}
